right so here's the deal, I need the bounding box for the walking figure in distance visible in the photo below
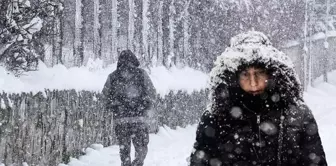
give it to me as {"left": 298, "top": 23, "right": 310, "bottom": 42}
{"left": 103, "top": 50, "right": 156, "bottom": 166}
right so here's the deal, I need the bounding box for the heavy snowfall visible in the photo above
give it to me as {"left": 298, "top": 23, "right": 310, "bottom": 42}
{"left": 1, "top": 0, "right": 336, "bottom": 166}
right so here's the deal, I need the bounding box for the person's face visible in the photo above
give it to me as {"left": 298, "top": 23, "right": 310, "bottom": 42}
{"left": 238, "top": 67, "right": 269, "bottom": 95}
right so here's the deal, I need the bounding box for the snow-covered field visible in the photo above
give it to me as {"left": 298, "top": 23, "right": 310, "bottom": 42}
{"left": 0, "top": 60, "right": 209, "bottom": 95}
{"left": 55, "top": 71, "right": 336, "bottom": 166}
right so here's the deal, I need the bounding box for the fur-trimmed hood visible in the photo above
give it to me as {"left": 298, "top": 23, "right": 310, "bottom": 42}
{"left": 208, "top": 31, "right": 303, "bottom": 113}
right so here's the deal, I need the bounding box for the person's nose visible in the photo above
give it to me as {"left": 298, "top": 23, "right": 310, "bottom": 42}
{"left": 250, "top": 75, "right": 258, "bottom": 89}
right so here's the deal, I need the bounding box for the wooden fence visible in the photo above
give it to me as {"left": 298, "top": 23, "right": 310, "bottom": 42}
{"left": 0, "top": 89, "right": 208, "bottom": 166}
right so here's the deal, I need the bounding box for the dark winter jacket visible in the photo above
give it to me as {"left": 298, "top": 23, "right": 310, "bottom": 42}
{"left": 102, "top": 50, "right": 156, "bottom": 120}
{"left": 189, "top": 32, "right": 327, "bottom": 166}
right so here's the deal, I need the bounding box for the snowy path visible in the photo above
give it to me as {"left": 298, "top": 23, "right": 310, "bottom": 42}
{"left": 305, "top": 83, "right": 336, "bottom": 166}
{"left": 61, "top": 75, "right": 336, "bottom": 166}
{"left": 59, "top": 125, "right": 196, "bottom": 166}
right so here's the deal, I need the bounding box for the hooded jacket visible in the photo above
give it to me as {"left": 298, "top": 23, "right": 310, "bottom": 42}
{"left": 102, "top": 50, "right": 156, "bottom": 120}
{"left": 189, "top": 32, "right": 327, "bottom": 166}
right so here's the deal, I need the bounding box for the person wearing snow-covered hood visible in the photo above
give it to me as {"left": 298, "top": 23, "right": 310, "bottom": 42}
{"left": 102, "top": 50, "right": 156, "bottom": 166}
{"left": 189, "top": 32, "right": 327, "bottom": 166}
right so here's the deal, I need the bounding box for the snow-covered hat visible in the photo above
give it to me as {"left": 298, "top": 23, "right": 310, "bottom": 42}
{"left": 208, "top": 31, "right": 302, "bottom": 112}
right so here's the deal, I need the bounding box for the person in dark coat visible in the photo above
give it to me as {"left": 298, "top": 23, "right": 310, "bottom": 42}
{"left": 102, "top": 50, "right": 156, "bottom": 166}
{"left": 189, "top": 31, "right": 327, "bottom": 166}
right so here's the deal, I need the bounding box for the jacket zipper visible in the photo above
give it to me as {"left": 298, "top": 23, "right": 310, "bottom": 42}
{"left": 257, "top": 114, "right": 262, "bottom": 152}
{"left": 257, "top": 115, "right": 260, "bottom": 124}
{"left": 242, "top": 104, "right": 262, "bottom": 164}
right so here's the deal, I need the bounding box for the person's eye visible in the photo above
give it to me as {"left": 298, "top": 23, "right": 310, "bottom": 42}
{"left": 240, "top": 72, "right": 249, "bottom": 78}
{"left": 256, "top": 71, "right": 267, "bottom": 77}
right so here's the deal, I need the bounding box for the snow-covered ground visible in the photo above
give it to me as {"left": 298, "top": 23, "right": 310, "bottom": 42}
{"left": 59, "top": 125, "right": 197, "bottom": 166}
{"left": 56, "top": 71, "right": 336, "bottom": 166}
{"left": 0, "top": 60, "right": 209, "bottom": 95}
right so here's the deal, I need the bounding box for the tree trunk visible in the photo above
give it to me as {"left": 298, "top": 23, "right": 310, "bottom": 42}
{"left": 74, "top": 0, "right": 83, "bottom": 66}
{"left": 183, "top": 2, "right": 190, "bottom": 68}
{"left": 58, "top": 7, "right": 64, "bottom": 64}
{"left": 308, "top": 3, "right": 313, "bottom": 87}
{"left": 128, "top": 0, "right": 134, "bottom": 50}
{"left": 168, "top": 0, "right": 175, "bottom": 68}
{"left": 52, "top": 11, "right": 57, "bottom": 66}
{"left": 111, "top": 0, "right": 118, "bottom": 63}
{"left": 93, "top": 0, "right": 101, "bottom": 59}
{"left": 323, "top": 0, "right": 330, "bottom": 82}
{"left": 303, "top": 0, "right": 308, "bottom": 90}
{"left": 157, "top": 1, "right": 163, "bottom": 66}
{"left": 0, "top": 0, "right": 10, "bottom": 26}
{"left": 142, "top": 0, "right": 149, "bottom": 64}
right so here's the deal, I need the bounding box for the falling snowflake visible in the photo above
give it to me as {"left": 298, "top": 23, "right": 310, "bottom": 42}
{"left": 77, "top": 119, "right": 84, "bottom": 128}
{"left": 309, "top": 153, "right": 321, "bottom": 163}
{"left": 234, "top": 147, "right": 242, "bottom": 154}
{"left": 260, "top": 122, "right": 278, "bottom": 135}
{"left": 196, "top": 150, "right": 205, "bottom": 159}
{"left": 234, "top": 133, "right": 239, "bottom": 139}
{"left": 271, "top": 93, "right": 280, "bottom": 102}
{"left": 209, "top": 158, "right": 222, "bottom": 166}
{"left": 230, "top": 107, "right": 242, "bottom": 118}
